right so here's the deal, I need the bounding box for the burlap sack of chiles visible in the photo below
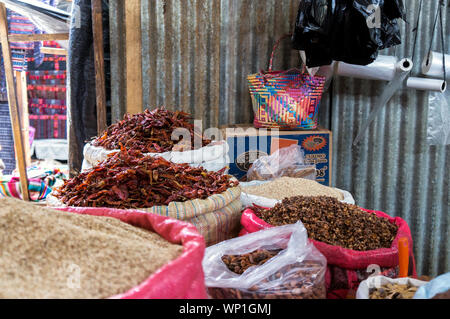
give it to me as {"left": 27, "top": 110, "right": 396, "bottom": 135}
{"left": 48, "top": 185, "right": 242, "bottom": 247}
{"left": 239, "top": 207, "right": 417, "bottom": 299}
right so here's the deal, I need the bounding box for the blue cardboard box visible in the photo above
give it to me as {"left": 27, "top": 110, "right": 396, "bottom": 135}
{"left": 222, "top": 125, "right": 332, "bottom": 186}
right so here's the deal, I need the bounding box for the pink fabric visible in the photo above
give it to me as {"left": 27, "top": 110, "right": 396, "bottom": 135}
{"left": 56, "top": 207, "right": 208, "bottom": 299}
{"left": 240, "top": 207, "right": 416, "bottom": 273}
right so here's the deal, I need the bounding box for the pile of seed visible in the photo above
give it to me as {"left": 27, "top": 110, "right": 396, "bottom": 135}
{"left": 254, "top": 196, "right": 398, "bottom": 251}
{"left": 242, "top": 177, "right": 344, "bottom": 200}
{"left": 369, "top": 283, "right": 419, "bottom": 299}
{"left": 0, "top": 197, "right": 183, "bottom": 299}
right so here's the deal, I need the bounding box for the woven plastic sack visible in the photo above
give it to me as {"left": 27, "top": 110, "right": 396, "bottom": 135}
{"left": 239, "top": 206, "right": 416, "bottom": 298}
{"left": 55, "top": 206, "right": 207, "bottom": 299}
{"left": 203, "top": 222, "right": 327, "bottom": 299}
{"left": 82, "top": 140, "right": 229, "bottom": 173}
{"left": 248, "top": 34, "right": 326, "bottom": 130}
{"left": 47, "top": 185, "right": 242, "bottom": 246}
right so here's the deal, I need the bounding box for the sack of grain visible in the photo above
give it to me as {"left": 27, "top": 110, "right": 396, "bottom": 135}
{"left": 240, "top": 202, "right": 417, "bottom": 299}
{"left": 240, "top": 177, "right": 355, "bottom": 208}
{"left": 48, "top": 185, "right": 242, "bottom": 247}
{"left": 0, "top": 197, "right": 207, "bottom": 299}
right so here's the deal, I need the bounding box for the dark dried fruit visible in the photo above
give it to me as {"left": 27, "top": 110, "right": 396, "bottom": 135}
{"left": 53, "top": 149, "right": 238, "bottom": 209}
{"left": 252, "top": 196, "right": 398, "bottom": 251}
{"left": 92, "top": 108, "right": 211, "bottom": 153}
{"left": 221, "top": 249, "right": 282, "bottom": 275}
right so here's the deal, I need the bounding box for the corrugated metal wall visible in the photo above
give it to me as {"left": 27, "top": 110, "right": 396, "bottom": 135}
{"left": 331, "top": 0, "right": 450, "bottom": 277}
{"left": 109, "top": 0, "right": 449, "bottom": 277}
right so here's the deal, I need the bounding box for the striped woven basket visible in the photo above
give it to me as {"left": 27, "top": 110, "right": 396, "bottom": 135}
{"left": 248, "top": 34, "right": 326, "bottom": 130}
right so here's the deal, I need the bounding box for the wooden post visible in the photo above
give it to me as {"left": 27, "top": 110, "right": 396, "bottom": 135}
{"left": 15, "top": 71, "right": 31, "bottom": 167}
{"left": 0, "top": 3, "right": 30, "bottom": 200}
{"left": 125, "top": 0, "right": 143, "bottom": 115}
{"left": 91, "top": 0, "right": 107, "bottom": 134}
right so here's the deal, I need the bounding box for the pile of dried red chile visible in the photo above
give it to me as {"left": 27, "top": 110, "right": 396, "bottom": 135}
{"left": 53, "top": 149, "right": 238, "bottom": 209}
{"left": 92, "top": 108, "right": 212, "bottom": 153}
{"left": 252, "top": 196, "right": 398, "bottom": 251}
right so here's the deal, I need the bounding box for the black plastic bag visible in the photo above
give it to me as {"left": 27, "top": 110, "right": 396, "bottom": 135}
{"left": 292, "top": 0, "right": 405, "bottom": 67}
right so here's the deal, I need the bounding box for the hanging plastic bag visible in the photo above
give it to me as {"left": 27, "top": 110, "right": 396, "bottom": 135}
{"left": 56, "top": 206, "right": 208, "bottom": 299}
{"left": 246, "top": 145, "right": 315, "bottom": 181}
{"left": 292, "top": 0, "right": 405, "bottom": 67}
{"left": 203, "top": 222, "right": 327, "bottom": 299}
{"left": 427, "top": 91, "right": 450, "bottom": 145}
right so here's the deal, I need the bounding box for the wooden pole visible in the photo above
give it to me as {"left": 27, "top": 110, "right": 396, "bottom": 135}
{"left": 125, "top": 0, "right": 143, "bottom": 115}
{"left": 0, "top": 3, "right": 30, "bottom": 200}
{"left": 91, "top": 0, "right": 107, "bottom": 134}
{"left": 15, "top": 71, "right": 31, "bottom": 167}
{"left": 8, "top": 33, "right": 69, "bottom": 42}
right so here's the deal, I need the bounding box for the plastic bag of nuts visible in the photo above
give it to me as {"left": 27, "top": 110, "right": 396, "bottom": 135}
{"left": 202, "top": 222, "right": 327, "bottom": 299}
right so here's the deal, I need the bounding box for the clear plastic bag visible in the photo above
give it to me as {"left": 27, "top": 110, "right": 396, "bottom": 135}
{"left": 246, "top": 145, "right": 316, "bottom": 181}
{"left": 427, "top": 91, "right": 450, "bottom": 145}
{"left": 203, "top": 222, "right": 327, "bottom": 299}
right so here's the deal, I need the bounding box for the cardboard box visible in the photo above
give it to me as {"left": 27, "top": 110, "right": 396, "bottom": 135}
{"left": 222, "top": 125, "right": 332, "bottom": 186}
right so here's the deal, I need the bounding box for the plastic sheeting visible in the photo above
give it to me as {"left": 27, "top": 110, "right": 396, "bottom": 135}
{"left": 0, "top": 0, "right": 70, "bottom": 48}
{"left": 427, "top": 90, "right": 450, "bottom": 145}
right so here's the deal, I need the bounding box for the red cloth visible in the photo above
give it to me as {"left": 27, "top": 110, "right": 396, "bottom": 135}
{"left": 56, "top": 207, "right": 208, "bottom": 299}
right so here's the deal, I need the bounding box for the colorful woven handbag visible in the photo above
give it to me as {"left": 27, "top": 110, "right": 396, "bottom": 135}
{"left": 248, "top": 34, "right": 326, "bottom": 130}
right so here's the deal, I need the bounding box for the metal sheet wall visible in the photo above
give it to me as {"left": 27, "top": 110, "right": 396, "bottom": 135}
{"left": 331, "top": 0, "right": 449, "bottom": 277}
{"left": 109, "top": 0, "right": 449, "bottom": 276}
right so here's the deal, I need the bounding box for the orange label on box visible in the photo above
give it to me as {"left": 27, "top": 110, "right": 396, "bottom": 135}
{"left": 270, "top": 137, "right": 299, "bottom": 154}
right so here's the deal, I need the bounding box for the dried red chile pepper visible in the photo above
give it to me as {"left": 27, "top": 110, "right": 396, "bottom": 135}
{"left": 252, "top": 196, "right": 398, "bottom": 251}
{"left": 92, "top": 108, "right": 212, "bottom": 153}
{"left": 53, "top": 149, "right": 238, "bottom": 209}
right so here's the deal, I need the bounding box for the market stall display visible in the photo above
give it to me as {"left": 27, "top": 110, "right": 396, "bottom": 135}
{"left": 83, "top": 108, "right": 229, "bottom": 172}
{"left": 203, "top": 222, "right": 327, "bottom": 299}
{"left": 0, "top": 197, "right": 208, "bottom": 299}
{"left": 240, "top": 196, "right": 416, "bottom": 298}
{"left": 48, "top": 148, "right": 242, "bottom": 246}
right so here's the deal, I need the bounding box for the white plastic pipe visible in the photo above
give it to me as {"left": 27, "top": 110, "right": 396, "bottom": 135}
{"left": 407, "top": 77, "right": 447, "bottom": 92}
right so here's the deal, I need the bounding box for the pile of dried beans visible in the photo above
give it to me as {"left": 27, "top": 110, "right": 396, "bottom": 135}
{"left": 92, "top": 108, "right": 212, "bottom": 153}
{"left": 53, "top": 149, "right": 238, "bottom": 209}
